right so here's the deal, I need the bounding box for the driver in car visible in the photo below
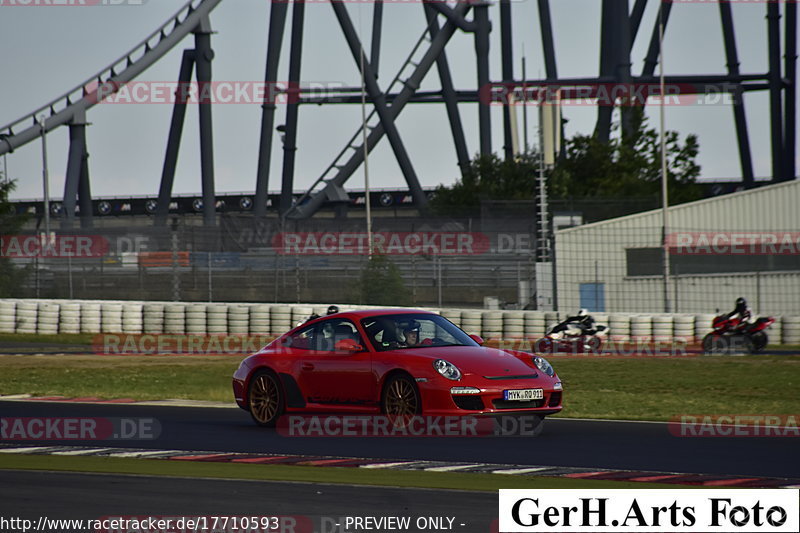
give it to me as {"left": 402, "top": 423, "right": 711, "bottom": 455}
{"left": 402, "top": 323, "right": 421, "bottom": 347}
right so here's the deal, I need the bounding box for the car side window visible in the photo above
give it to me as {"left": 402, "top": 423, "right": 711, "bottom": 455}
{"left": 315, "top": 319, "right": 364, "bottom": 353}
{"left": 316, "top": 318, "right": 364, "bottom": 352}
{"left": 282, "top": 324, "right": 315, "bottom": 351}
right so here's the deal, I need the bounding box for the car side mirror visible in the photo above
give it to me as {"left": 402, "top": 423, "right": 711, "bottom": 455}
{"left": 469, "top": 334, "right": 484, "bottom": 345}
{"left": 335, "top": 339, "right": 363, "bottom": 352}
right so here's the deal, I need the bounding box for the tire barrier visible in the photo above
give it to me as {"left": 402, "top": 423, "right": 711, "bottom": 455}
{"left": 143, "top": 303, "right": 165, "bottom": 334}
{"left": 101, "top": 303, "right": 124, "bottom": 334}
{"left": 228, "top": 305, "right": 250, "bottom": 335}
{"left": 59, "top": 302, "right": 81, "bottom": 335}
{"left": 0, "top": 298, "right": 797, "bottom": 347}
{"left": 37, "top": 302, "right": 60, "bottom": 335}
{"left": 164, "top": 303, "right": 186, "bottom": 334}
{"left": 0, "top": 301, "right": 15, "bottom": 334}
{"left": 206, "top": 304, "right": 228, "bottom": 334}
{"left": 784, "top": 317, "right": 800, "bottom": 344}
{"left": 185, "top": 304, "right": 207, "bottom": 335}
{"left": 122, "top": 303, "right": 144, "bottom": 334}
{"left": 249, "top": 304, "right": 271, "bottom": 335}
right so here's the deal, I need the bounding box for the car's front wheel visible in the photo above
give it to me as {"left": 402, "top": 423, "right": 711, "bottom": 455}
{"left": 248, "top": 370, "right": 284, "bottom": 427}
{"left": 382, "top": 374, "right": 421, "bottom": 426}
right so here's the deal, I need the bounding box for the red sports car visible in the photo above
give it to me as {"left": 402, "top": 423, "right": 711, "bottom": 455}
{"left": 232, "top": 309, "right": 563, "bottom": 427}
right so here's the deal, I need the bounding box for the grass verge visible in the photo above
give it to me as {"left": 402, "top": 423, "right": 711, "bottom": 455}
{"left": 0, "top": 354, "right": 798, "bottom": 420}
{"left": 0, "top": 454, "right": 697, "bottom": 490}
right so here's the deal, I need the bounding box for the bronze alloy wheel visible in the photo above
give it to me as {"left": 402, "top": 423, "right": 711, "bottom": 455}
{"left": 382, "top": 375, "right": 420, "bottom": 428}
{"left": 248, "top": 371, "right": 283, "bottom": 427}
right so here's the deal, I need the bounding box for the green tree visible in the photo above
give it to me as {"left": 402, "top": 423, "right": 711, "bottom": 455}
{"left": 550, "top": 112, "right": 702, "bottom": 204}
{"left": 358, "top": 254, "right": 410, "bottom": 306}
{"left": 0, "top": 179, "right": 29, "bottom": 297}
{"left": 430, "top": 111, "right": 702, "bottom": 210}
{"left": 429, "top": 152, "right": 540, "bottom": 214}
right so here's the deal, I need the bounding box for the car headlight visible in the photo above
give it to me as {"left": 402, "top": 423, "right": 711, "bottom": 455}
{"left": 533, "top": 356, "right": 555, "bottom": 377}
{"left": 433, "top": 359, "right": 462, "bottom": 381}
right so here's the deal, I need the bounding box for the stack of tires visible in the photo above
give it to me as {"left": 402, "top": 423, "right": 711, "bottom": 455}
{"left": 0, "top": 301, "right": 15, "bottom": 334}
{"left": 609, "top": 314, "right": 631, "bottom": 343}
{"left": 673, "top": 315, "right": 695, "bottom": 343}
{"left": 291, "top": 306, "right": 313, "bottom": 328}
{"left": 143, "top": 304, "right": 165, "bottom": 334}
{"left": 270, "top": 305, "right": 292, "bottom": 335}
{"left": 695, "top": 313, "right": 716, "bottom": 341}
{"left": 122, "top": 303, "right": 143, "bottom": 334}
{"left": 80, "top": 302, "right": 102, "bottom": 334}
{"left": 440, "top": 309, "right": 462, "bottom": 328}
{"left": 164, "top": 304, "right": 186, "bottom": 334}
{"left": 228, "top": 305, "right": 250, "bottom": 335}
{"left": 59, "top": 303, "right": 81, "bottom": 334}
{"left": 651, "top": 315, "right": 673, "bottom": 343}
{"left": 544, "top": 312, "right": 560, "bottom": 335}
{"left": 185, "top": 304, "right": 207, "bottom": 335}
{"left": 206, "top": 304, "right": 228, "bottom": 334}
{"left": 502, "top": 311, "right": 525, "bottom": 339}
{"left": 250, "top": 304, "right": 271, "bottom": 335}
{"left": 523, "top": 311, "right": 546, "bottom": 338}
{"left": 101, "top": 303, "right": 124, "bottom": 333}
{"left": 460, "top": 310, "right": 482, "bottom": 337}
{"left": 37, "top": 302, "right": 60, "bottom": 335}
{"left": 481, "top": 311, "right": 503, "bottom": 339}
{"left": 783, "top": 316, "right": 800, "bottom": 345}
{"left": 630, "top": 315, "right": 653, "bottom": 342}
{"left": 15, "top": 301, "right": 38, "bottom": 334}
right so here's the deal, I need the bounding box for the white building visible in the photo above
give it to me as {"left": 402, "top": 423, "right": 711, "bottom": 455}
{"left": 555, "top": 180, "right": 800, "bottom": 316}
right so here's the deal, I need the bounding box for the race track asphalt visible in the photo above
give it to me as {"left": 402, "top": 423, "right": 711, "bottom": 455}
{"left": 0, "top": 401, "right": 796, "bottom": 479}
{"left": 0, "top": 469, "right": 497, "bottom": 533}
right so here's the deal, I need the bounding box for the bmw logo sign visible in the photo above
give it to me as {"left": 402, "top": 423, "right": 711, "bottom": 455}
{"left": 379, "top": 193, "right": 393, "bottom": 207}
{"left": 239, "top": 197, "right": 253, "bottom": 210}
{"left": 144, "top": 200, "right": 158, "bottom": 214}
{"left": 50, "top": 203, "right": 63, "bottom": 216}
{"left": 192, "top": 199, "right": 204, "bottom": 212}
{"left": 97, "top": 201, "right": 112, "bottom": 215}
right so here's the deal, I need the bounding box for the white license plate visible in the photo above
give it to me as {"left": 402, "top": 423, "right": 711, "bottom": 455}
{"left": 503, "top": 389, "right": 543, "bottom": 401}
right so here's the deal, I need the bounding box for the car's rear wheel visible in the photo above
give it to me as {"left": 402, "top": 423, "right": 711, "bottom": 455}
{"left": 248, "top": 370, "right": 284, "bottom": 427}
{"left": 382, "top": 374, "right": 421, "bottom": 427}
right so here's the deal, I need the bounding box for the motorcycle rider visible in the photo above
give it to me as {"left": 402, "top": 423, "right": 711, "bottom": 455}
{"left": 551, "top": 309, "right": 596, "bottom": 336}
{"left": 726, "top": 297, "right": 754, "bottom": 331}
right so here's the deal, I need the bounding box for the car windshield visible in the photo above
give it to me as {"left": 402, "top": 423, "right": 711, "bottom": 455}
{"left": 361, "top": 313, "right": 478, "bottom": 351}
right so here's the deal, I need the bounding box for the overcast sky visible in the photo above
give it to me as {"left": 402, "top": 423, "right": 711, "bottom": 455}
{"left": 0, "top": 0, "right": 789, "bottom": 201}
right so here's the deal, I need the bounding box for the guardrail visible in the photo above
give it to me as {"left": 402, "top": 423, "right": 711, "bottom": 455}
{"left": 1, "top": 299, "right": 798, "bottom": 345}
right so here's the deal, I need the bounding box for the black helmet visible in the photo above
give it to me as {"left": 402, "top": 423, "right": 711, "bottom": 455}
{"left": 735, "top": 297, "right": 747, "bottom": 310}
{"left": 326, "top": 305, "right": 340, "bottom": 315}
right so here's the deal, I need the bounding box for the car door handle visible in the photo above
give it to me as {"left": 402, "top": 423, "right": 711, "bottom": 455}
{"left": 301, "top": 363, "right": 315, "bottom": 371}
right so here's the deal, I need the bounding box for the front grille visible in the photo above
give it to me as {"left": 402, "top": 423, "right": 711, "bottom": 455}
{"left": 453, "top": 395, "right": 485, "bottom": 410}
{"left": 492, "top": 399, "right": 546, "bottom": 410}
{"left": 548, "top": 392, "right": 562, "bottom": 407}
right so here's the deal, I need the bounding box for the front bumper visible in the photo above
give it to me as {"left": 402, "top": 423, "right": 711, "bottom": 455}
{"left": 418, "top": 378, "right": 563, "bottom": 417}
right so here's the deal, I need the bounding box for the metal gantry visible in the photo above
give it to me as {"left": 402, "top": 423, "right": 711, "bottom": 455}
{"left": 0, "top": 0, "right": 795, "bottom": 226}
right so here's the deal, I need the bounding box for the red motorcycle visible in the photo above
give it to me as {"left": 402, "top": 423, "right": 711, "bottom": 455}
{"left": 702, "top": 314, "right": 775, "bottom": 354}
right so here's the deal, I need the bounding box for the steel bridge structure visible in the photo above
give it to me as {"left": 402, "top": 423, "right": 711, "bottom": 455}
{"left": 0, "top": 0, "right": 796, "bottom": 228}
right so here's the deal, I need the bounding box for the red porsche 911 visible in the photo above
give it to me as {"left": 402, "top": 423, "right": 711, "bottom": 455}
{"left": 232, "top": 309, "right": 563, "bottom": 427}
